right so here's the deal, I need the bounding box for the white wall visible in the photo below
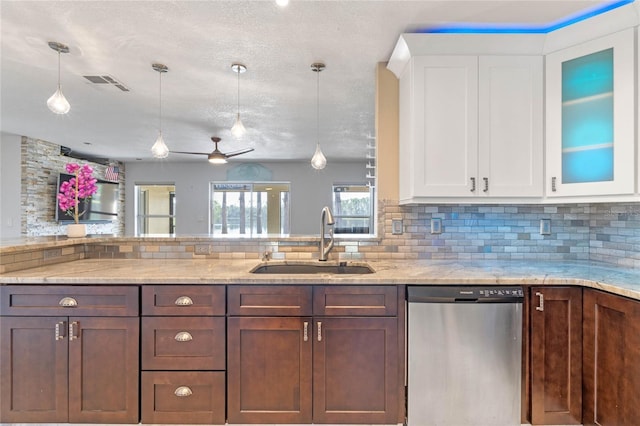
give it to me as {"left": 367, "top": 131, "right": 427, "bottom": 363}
{"left": 124, "top": 160, "right": 367, "bottom": 236}
{"left": 0, "top": 132, "right": 22, "bottom": 238}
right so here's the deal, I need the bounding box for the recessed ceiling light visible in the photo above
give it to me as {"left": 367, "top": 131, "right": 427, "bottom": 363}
{"left": 276, "top": 0, "right": 289, "bottom": 7}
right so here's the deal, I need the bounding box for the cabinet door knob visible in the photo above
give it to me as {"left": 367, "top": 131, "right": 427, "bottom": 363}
{"left": 470, "top": 177, "right": 476, "bottom": 192}
{"left": 174, "top": 386, "right": 193, "bottom": 397}
{"left": 535, "top": 292, "right": 544, "bottom": 311}
{"left": 174, "top": 296, "right": 194, "bottom": 306}
{"left": 174, "top": 331, "right": 193, "bottom": 342}
{"left": 59, "top": 297, "right": 78, "bottom": 307}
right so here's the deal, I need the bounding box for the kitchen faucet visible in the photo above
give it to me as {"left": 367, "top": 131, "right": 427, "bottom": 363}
{"left": 319, "top": 206, "right": 335, "bottom": 261}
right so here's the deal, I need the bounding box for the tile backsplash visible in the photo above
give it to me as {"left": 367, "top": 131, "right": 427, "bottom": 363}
{"left": 379, "top": 201, "right": 640, "bottom": 268}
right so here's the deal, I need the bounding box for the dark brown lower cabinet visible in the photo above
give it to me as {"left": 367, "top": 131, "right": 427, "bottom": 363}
{"left": 227, "top": 316, "right": 313, "bottom": 424}
{"left": 0, "top": 316, "right": 139, "bottom": 423}
{"left": 583, "top": 289, "right": 640, "bottom": 426}
{"left": 313, "top": 316, "right": 398, "bottom": 424}
{"left": 530, "top": 286, "right": 582, "bottom": 425}
{"left": 226, "top": 285, "right": 400, "bottom": 425}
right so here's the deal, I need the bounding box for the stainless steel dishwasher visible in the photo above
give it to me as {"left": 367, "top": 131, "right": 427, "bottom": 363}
{"left": 407, "top": 286, "right": 523, "bottom": 426}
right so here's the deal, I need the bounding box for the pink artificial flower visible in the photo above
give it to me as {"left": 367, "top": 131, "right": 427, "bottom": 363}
{"left": 58, "top": 163, "right": 99, "bottom": 223}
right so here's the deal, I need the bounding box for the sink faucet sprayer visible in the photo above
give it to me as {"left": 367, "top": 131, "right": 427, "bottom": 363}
{"left": 319, "top": 206, "right": 335, "bottom": 261}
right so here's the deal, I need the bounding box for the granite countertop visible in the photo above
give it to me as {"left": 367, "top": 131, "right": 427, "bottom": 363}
{"left": 1, "top": 258, "right": 639, "bottom": 301}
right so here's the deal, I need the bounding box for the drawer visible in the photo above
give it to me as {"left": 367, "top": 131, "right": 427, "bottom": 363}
{"left": 0, "top": 285, "right": 138, "bottom": 316}
{"left": 142, "top": 285, "right": 225, "bottom": 316}
{"left": 227, "top": 285, "right": 312, "bottom": 316}
{"left": 313, "top": 285, "right": 398, "bottom": 316}
{"left": 141, "top": 371, "right": 225, "bottom": 425}
{"left": 142, "top": 316, "right": 225, "bottom": 370}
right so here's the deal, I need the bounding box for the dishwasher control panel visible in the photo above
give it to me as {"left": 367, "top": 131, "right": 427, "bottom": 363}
{"left": 408, "top": 286, "right": 524, "bottom": 303}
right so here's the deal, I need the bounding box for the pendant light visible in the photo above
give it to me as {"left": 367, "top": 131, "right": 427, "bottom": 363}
{"left": 47, "top": 41, "right": 71, "bottom": 114}
{"left": 310, "top": 62, "right": 327, "bottom": 170}
{"left": 231, "top": 63, "right": 247, "bottom": 138}
{"left": 151, "top": 63, "right": 170, "bottom": 159}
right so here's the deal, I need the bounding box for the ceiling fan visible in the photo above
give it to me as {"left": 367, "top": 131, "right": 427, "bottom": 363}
{"left": 171, "top": 137, "right": 254, "bottom": 164}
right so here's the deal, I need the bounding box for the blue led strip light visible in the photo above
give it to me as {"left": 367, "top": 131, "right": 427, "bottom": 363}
{"left": 417, "top": 0, "right": 634, "bottom": 34}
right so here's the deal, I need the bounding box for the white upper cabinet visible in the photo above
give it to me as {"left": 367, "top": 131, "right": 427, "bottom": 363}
{"left": 545, "top": 28, "right": 635, "bottom": 198}
{"left": 394, "top": 50, "right": 543, "bottom": 204}
{"left": 478, "top": 56, "right": 543, "bottom": 198}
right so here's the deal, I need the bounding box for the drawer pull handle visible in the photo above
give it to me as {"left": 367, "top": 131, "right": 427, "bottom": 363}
{"left": 59, "top": 297, "right": 78, "bottom": 307}
{"left": 174, "top": 386, "right": 193, "bottom": 397}
{"left": 174, "top": 296, "right": 194, "bottom": 306}
{"left": 535, "top": 292, "right": 544, "bottom": 312}
{"left": 174, "top": 331, "right": 193, "bottom": 342}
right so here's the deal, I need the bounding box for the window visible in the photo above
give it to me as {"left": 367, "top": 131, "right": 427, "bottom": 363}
{"left": 332, "top": 184, "right": 373, "bottom": 234}
{"left": 135, "top": 184, "right": 176, "bottom": 235}
{"left": 210, "top": 182, "right": 290, "bottom": 236}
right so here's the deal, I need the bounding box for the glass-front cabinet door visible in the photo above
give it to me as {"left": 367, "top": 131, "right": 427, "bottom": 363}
{"left": 545, "top": 28, "right": 634, "bottom": 198}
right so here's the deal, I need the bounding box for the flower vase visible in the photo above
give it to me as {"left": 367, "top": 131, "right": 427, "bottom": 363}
{"left": 67, "top": 223, "right": 87, "bottom": 238}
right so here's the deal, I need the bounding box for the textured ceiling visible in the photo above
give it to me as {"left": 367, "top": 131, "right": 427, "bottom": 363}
{"left": 0, "top": 0, "right": 621, "bottom": 163}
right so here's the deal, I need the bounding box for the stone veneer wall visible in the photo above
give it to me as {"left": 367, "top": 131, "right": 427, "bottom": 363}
{"left": 21, "top": 137, "right": 125, "bottom": 236}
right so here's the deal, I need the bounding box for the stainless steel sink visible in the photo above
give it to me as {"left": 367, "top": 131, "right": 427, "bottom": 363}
{"left": 250, "top": 261, "right": 374, "bottom": 274}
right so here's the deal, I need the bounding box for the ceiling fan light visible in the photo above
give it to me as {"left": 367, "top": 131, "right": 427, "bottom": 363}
{"left": 151, "top": 132, "right": 169, "bottom": 159}
{"left": 208, "top": 156, "right": 228, "bottom": 165}
{"left": 231, "top": 113, "right": 246, "bottom": 138}
{"left": 47, "top": 86, "right": 70, "bottom": 114}
{"left": 311, "top": 143, "right": 327, "bottom": 170}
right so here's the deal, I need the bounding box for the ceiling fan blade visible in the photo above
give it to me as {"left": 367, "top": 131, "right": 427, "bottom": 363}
{"left": 224, "top": 148, "right": 255, "bottom": 158}
{"left": 169, "top": 150, "right": 210, "bottom": 156}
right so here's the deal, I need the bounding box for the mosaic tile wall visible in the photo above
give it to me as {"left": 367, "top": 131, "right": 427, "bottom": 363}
{"left": 21, "top": 137, "right": 125, "bottom": 236}
{"left": 376, "top": 201, "right": 591, "bottom": 262}
{"left": 589, "top": 203, "right": 640, "bottom": 268}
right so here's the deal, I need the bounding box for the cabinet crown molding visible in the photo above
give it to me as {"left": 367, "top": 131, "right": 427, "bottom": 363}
{"left": 387, "top": 2, "right": 640, "bottom": 78}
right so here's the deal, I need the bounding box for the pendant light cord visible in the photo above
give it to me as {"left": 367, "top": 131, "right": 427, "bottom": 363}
{"left": 158, "top": 70, "right": 163, "bottom": 133}
{"left": 57, "top": 51, "right": 61, "bottom": 88}
{"left": 316, "top": 66, "right": 320, "bottom": 147}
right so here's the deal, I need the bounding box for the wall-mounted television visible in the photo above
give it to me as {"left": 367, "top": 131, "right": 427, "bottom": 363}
{"left": 55, "top": 173, "right": 120, "bottom": 223}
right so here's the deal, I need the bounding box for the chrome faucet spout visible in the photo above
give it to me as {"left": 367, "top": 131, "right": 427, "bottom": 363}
{"left": 319, "top": 206, "right": 335, "bottom": 261}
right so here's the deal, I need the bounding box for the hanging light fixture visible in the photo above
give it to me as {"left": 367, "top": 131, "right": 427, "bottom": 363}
{"left": 231, "top": 63, "right": 247, "bottom": 138}
{"left": 310, "top": 62, "right": 327, "bottom": 170}
{"left": 151, "top": 63, "right": 170, "bottom": 159}
{"left": 46, "top": 41, "right": 71, "bottom": 114}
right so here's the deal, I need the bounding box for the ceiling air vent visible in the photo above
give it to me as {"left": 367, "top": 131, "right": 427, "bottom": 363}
{"left": 83, "top": 74, "right": 130, "bottom": 92}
